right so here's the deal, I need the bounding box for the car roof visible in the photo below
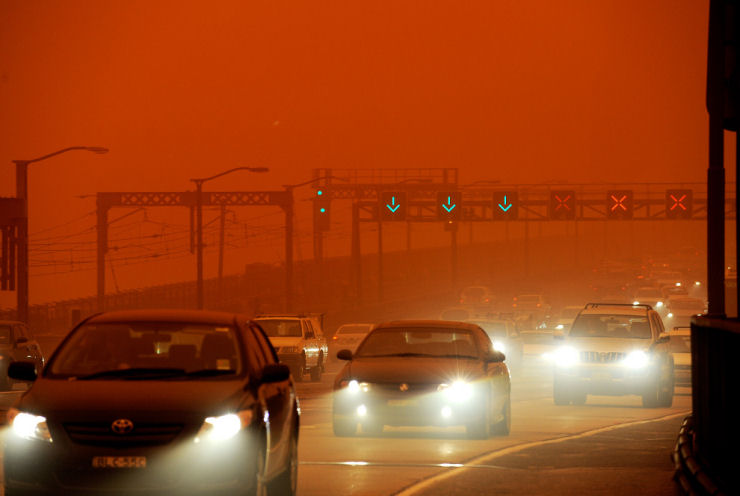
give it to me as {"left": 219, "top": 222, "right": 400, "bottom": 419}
{"left": 374, "top": 320, "right": 483, "bottom": 332}
{"left": 578, "top": 303, "right": 651, "bottom": 316}
{"left": 86, "top": 309, "right": 242, "bottom": 326}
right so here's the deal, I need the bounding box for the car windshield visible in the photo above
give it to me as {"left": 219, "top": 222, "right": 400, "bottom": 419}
{"left": 355, "top": 328, "right": 480, "bottom": 358}
{"left": 569, "top": 315, "right": 651, "bottom": 339}
{"left": 256, "top": 319, "right": 303, "bottom": 337}
{"left": 0, "top": 325, "right": 11, "bottom": 345}
{"left": 49, "top": 322, "right": 243, "bottom": 378}
{"left": 668, "top": 334, "right": 691, "bottom": 353}
{"left": 338, "top": 325, "right": 372, "bottom": 335}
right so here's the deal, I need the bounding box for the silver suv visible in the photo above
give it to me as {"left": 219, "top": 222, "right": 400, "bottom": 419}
{"left": 551, "top": 303, "right": 674, "bottom": 407}
{"left": 254, "top": 314, "right": 328, "bottom": 382}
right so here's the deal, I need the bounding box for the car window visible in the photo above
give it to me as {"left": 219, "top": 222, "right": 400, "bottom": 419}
{"left": 251, "top": 324, "right": 278, "bottom": 362}
{"left": 48, "top": 322, "right": 243, "bottom": 378}
{"left": 304, "top": 321, "right": 315, "bottom": 339}
{"left": 256, "top": 319, "right": 302, "bottom": 337}
{"left": 243, "top": 325, "right": 269, "bottom": 373}
{"left": 0, "top": 325, "right": 11, "bottom": 345}
{"left": 355, "top": 328, "right": 479, "bottom": 358}
{"left": 14, "top": 324, "right": 28, "bottom": 340}
{"left": 569, "top": 315, "right": 651, "bottom": 339}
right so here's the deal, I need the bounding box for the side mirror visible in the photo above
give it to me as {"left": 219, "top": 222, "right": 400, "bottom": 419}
{"left": 657, "top": 332, "right": 670, "bottom": 344}
{"left": 336, "top": 349, "right": 353, "bottom": 361}
{"left": 15, "top": 337, "right": 28, "bottom": 346}
{"left": 486, "top": 350, "right": 506, "bottom": 363}
{"left": 8, "top": 361, "right": 37, "bottom": 382}
{"left": 260, "top": 363, "right": 290, "bottom": 383}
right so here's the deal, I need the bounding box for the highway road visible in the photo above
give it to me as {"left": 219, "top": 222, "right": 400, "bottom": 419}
{"left": 0, "top": 337, "right": 689, "bottom": 495}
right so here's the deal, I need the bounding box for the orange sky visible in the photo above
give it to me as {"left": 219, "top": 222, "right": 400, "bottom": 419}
{"left": 0, "top": 0, "right": 721, "bottom": 305}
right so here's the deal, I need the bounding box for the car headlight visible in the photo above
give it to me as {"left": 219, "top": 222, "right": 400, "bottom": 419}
{"left": 492, "top": 341, "right": 506, "bottom": 353}
{"left": 8, "top": 408, "right": 52, "bottom": 443}
{"left": 339, "top": 379, "right": 370, "bottom": 393}
{"left": 667, "top": 313, "right": 674, "bottom": 318}
{"left": 438, "top": 380, "right": 473, "bottom": 402}
{"left": 553, "top": 346, "right": 579, "bottom": 367}
{"left": 656, "top": 301, "right": 663, "bottom": 308}
{"left": 555, "top": 324, "right": 564, "bottom": 330}
{"left": 280, "top": 346, "right": 299, "bottom": 353}
{"left": 633, "top": 300, "right": 640, "bottom": 305}
{"left": 194, "top": 411, "right": 254, "bottom": 443}
{"left": 623, "top": 350, "right": 649, "bottom": 369}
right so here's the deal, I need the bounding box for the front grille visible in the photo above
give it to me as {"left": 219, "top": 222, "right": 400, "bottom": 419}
{"left": 579, "top": 351, "right": 626, "bottom": 363}
{"left": 373, "top": 382, "right": 439, "bottom": 394}
{"left": 64, "top": 422, "right": 183, "bottom": 447}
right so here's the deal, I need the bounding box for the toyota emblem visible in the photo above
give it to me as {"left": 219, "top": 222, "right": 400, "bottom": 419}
{"left": 399, "top": 383, "right": 409, "bottom": 392}
{"left": 111, "top": 418, "right": 134, "bottom": 435}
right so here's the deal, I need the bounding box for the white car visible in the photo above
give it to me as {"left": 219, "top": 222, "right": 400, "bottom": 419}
{"left": 664, "top": 296, "right": 706, "bottom": 328}
{"left": 667, "top": 326, "right": 691, "bottom": 386}
{"left": 330, "top": 323, "right": 375, "bottom": 360}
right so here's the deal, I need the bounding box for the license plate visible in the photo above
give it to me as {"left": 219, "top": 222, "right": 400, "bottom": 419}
{"left": 387, "top": 399, "right": 417, "bottom": 407}
{"left": 92, "top": 456, "right": 147, "bottom": 469}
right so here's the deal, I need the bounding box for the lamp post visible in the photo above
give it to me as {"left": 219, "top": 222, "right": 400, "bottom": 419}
{"left": 12, "top": 146, "right": 108, "bottom": 323}
{"left": 191, "top": 166, "right": 269, "bottom": 309}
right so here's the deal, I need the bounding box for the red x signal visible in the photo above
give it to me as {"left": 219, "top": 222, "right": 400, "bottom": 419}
{"left": 669, "top": 194, "right": 687, "bottom": 211}
{"left": 610, "top": 195, "right": 628, "bottom": 211}
{"left": 555, "top": 195, "right": 571, "bottom": 210}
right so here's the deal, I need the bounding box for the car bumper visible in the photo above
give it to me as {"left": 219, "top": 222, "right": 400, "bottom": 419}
{"left": 332, "top": 389, "right": 486, "bottom": 427}
{"left": 554, "top": 364, "right": 658, "bottom": 395}
{"left": 4, "top": 430, "right": 259, "bottom": 495}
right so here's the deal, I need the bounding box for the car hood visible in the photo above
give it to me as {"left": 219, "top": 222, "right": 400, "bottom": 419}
{"left": 340, "top": 357, "right": 485, "bottom": 385}
{"left": 19, "top": 377, "right": 247, "bottom": 418}
{"left": 565, "top": 337, "right": 652, "bottom": 352}
{"left": 268, "top": 337, "right": 303, "bottom": 347}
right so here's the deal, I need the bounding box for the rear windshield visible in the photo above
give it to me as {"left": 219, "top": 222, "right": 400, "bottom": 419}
{"left": 569, "top": 315, "right": 651, "bottom": 339}
{"left": 355, "top": 328, "right": 479, "bottom": 358}
{"left": 49, "top": 322, "right": 243, "bottom": 378}
{"left": 255, "top": 319, "right": 302, "bottom": 337}
{"left": 338, "top": 325, "right": 372, "bottom": 335}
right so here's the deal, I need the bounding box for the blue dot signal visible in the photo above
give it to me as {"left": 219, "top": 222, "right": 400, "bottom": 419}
{"left": 492, "top": 192, "right": 518, "bottom": 220}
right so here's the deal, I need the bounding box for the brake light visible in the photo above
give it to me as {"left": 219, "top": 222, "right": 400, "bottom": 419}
{"left": 332, "top": 336, "right": 338, "bottom": 340}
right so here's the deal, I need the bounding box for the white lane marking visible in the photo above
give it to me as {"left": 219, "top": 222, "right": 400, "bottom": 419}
{"left": 393, "top": 410, "right": 690, "bottom": 496}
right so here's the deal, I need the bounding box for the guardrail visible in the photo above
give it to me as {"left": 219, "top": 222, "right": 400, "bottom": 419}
{"left": 682, "top": 316, "right": 740, "bottom": 495}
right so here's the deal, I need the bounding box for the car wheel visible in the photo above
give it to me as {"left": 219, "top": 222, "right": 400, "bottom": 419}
{"left": 332, "top": 415, "right": 357, "bottom": 437}
{"left": 268, "top": 431, "right": 298, "bottom": 496}
{"left": 248, "top": 443, "right": 268, "bottom": 496}
{"left": 553, "top": 379, "right": 571, "bottom": 406}
{"left": 491, "top": 397, "right": 511, "bottom": 436}
{"left": 310, "top": 357, "right": 322, "bottom": 382}
{"left": 657, "top": 374, "right": 674, "bottom": 407}
{"left": 466, "top": 399, "right": 491, "bottom": 439}
{"left": 641, "top": 381, "right": 660, "bottom": 408}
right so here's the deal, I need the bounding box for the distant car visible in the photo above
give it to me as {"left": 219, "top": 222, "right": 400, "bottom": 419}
{"left": 3, "top": 309, "right": 299, "bottom": 496}
{"left": 0, "top": 320, "right": 45, "bottom": 391}
{"left": 664, "top": 296, "right": 706, "bottom": 328}
{"left": 332, "top": 320, "right": 511, "bottom": 439}
{"left": 660, "top": 284, "right": 689, "bottom": 300}
{"left": 551, "top": 303, "right": 674, "bottom": 407}
{"left": 511, "top": 294, "right": 550, "bottom": 328}
{"left": 632, "top": 286, "right": 666, "bottom": 312}
{"left": 467, "top": 318, "right": 523, "bottom": 372}
{"left": 329, "top": 323, "right": 375, "bottom": 360}
{"left": 458, "top": 286, "right": 497, "bottom": 312}
{"left": 519, "top": 329, "right": 558, "bottom": 361}
{"left": 254, "top": 314, "right": 328, "bottom": 382}
{"left": 667, "top": 326, "right": 691, "bottom": 386}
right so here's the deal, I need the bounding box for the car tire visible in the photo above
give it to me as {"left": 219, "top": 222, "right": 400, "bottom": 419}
{"left": 553, "top": 379, "right": 571, "bottom": 406}
{"left": 268, "top": 431, "right": 298, "bottom": 496}
{"left": 657, "top": 374, "right": 674, "bottom": 407}
{"left": 641, "top": 381, "right": 660, "bottom": 408}
{"left": 491, "top": 397, "right": 511, "bottom": 436}
{"left": 332, "top": 415, "right": 357, "bottom": 437}
{"left": 310, "top": 356, "right": 322, "bottom": 382}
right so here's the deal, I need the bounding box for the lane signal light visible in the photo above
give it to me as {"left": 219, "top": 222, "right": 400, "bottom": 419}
{"left": 492, "top": 192, "right": 518, "bottom": 220}
{"left": 549, "top": 190, "right": 576, "bottom": 220}
{"left": 665, "top": 189, "right": 693, "bottom": 219}
{"left": 379, "top": 192, "right": 407, "bottom": 221}
{"left": 437, "top": 192, "right": 462, "bottom": 221}
{"left": 606, "top": 190, "right": 633, "bottom": 219}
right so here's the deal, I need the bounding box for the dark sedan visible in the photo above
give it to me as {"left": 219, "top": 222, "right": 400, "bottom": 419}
{"left": 332, "top": 320, "right": 511, "bottom": 439}
{"left": 4, "top": 309, "right": 299, "bottom": 496}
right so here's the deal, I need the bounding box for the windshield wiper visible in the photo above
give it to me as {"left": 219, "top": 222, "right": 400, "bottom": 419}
{"left": 77, "top": 368, "right": 186, "bottom": 380}
{"left": 183, "top": 368, "right": 237, "bottom": 377}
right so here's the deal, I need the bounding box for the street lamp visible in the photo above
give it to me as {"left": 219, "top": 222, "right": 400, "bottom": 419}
{"left": 191, "top": 166, "right": 269, "bottom": 309}
{"left": 12, "top": 146, "right": 109, "bottom": 323}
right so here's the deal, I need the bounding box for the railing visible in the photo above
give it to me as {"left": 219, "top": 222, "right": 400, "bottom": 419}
{"left": 689, "top": 315, "right": 740, "bottom": 495}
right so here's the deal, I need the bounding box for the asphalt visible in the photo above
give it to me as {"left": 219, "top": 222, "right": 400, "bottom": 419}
{"left": 406, "top": 414, "right": 683, "bottom": 496}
